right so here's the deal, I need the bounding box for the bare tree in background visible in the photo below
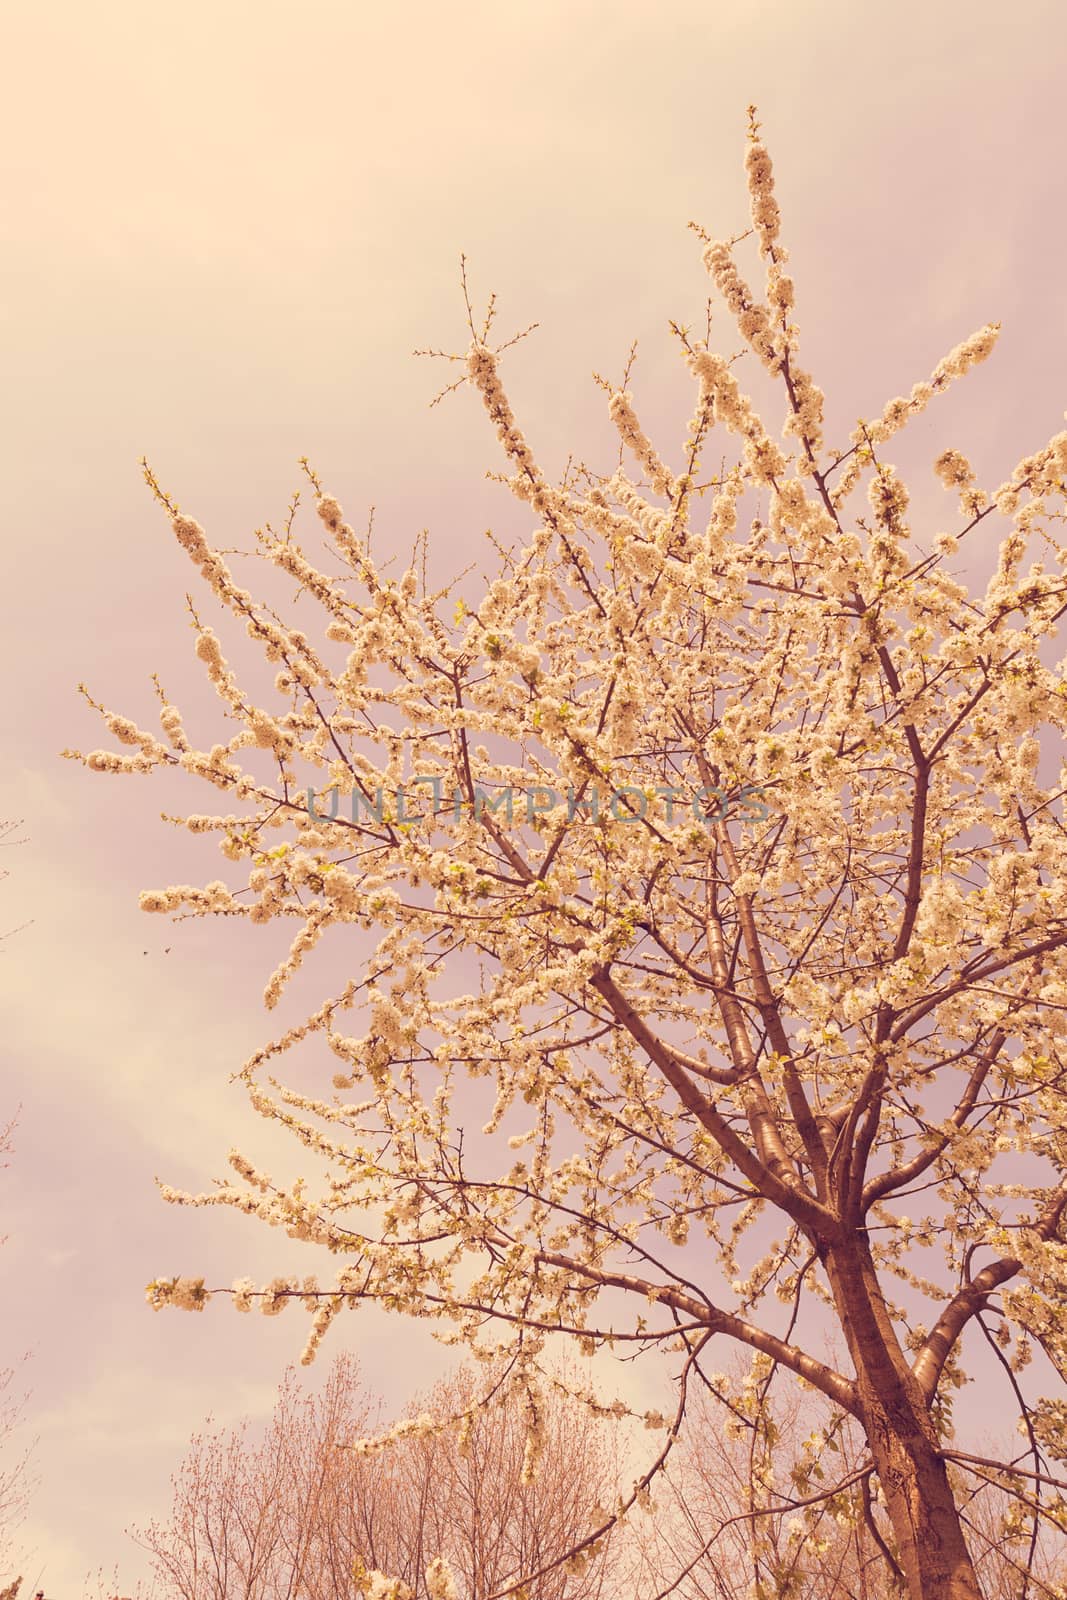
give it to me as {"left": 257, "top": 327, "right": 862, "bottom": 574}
{"left": 0, "top": 822, "right": 30, "bottom": 951}
{"left": 135, "top": 1354, "right": 624, "bottom": 1600}
{"left": 1, "top": 822, "right": 34, "bottom": 1592}
{"left": 0, "top": 1118, "right": 35, "bottom": 1595}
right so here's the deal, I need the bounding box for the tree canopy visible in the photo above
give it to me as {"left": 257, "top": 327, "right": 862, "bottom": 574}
{"left": 68, "top": 112, "right": 1067, "bottom": 1600}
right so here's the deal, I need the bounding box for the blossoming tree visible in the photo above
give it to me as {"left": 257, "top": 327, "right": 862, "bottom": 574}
{"left": 67, "top": 112, "right": 1067, "bottom": 1600}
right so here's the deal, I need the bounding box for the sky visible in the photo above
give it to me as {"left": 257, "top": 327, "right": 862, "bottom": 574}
{"left": 2, "top": 0, "right": 1067, "bottom": 1591}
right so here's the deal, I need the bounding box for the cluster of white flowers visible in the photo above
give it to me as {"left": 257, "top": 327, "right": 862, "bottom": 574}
{"left": 744, "top": 114, "right": 780, "bottom": 260}
{"left": 467, "top": 344, "right": 546, "bottom": 508}
{"left": 145, "top": 1275, "right": 207, "bottom": 1312}
{"left": 358, "top": 1574, "right": 412, "bottom": 1600}
{"left": 140, "top": 880, "right": 238, "bottom": 915}
{"left": 701, "top": 242, "right": 779, "bottom": 372}
{"left": 424, "top": 1557, "right": 459, "bottom": 1600}
{"left": 519, "top": 1377, "right": 545, "bottom": 1485}
{"left": 933, "top": 447, "right": 974, "bottom": 490}
{"left": 858, "top": 324, "right": 1001, "bottom": 454}
{"left": 867, "top": 464, "right": 910, "bottom": 536}
{"left": 687, "top": 347, "right": 787, "bottom": 485}
{"left": 230, "top": 1275, "right": 256, "bottom": 1312}
{"left": 608, "top": 389, "right": 676, "bottom": 498}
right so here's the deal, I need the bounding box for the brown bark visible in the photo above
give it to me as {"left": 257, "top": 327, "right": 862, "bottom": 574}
{"left": 822, "top": 1234, "right": 985, "bottom": 1600}
{"left": 861, "top": 1396, "right": 983, "bottom": 1600}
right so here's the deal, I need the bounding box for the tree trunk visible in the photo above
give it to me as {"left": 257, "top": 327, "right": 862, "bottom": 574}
{"left": 821, "top": 1236, "right": 985, "bottom": 1600}
{"left": 862, "top": 1395, "right": 983, "bottom": 1600}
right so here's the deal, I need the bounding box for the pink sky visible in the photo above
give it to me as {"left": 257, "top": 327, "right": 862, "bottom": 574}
{"left": 3, "top": 0, "right": 1067, "bottom": 1591}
